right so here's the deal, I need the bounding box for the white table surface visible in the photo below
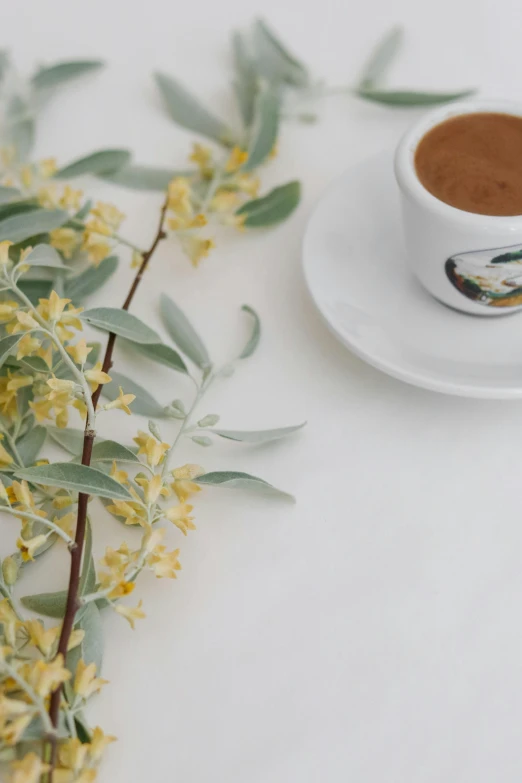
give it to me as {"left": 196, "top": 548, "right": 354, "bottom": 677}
{"left": 3, "top": 0, "right": 522, "bottom": 781}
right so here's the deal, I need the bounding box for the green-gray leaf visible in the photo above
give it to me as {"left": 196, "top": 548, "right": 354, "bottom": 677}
{"left": 0, "top": 335, "right": 23, "bottom": 369}
{"left": 358, "top": 26, "right": 403, "bottom": 89}
{"left": 237, "top": 181, "right": 300, "bottom": 227}
{"left": 0, "top": 208, "right": 69, "bottom": 243}
{"left": 16, "top": 279, "right": 52, "bottom": 305}
{"left": 54, "top": 149, "right": 132, "bottom": 179}
{"left": 20, "top": 244, "right": 65, "bottom": 269}
{"left": 16, "top": 426, "right": 47, "bottom": 467}
{"left": 31, "top": 60, "right": 104, "bottom": 91}
{"left": 65, "top": 256, "right": 118, "bottom": 302}
{"left": 356, "top": 88, "right": 475, "bottom": 106}
{"left": 159, "top": 293, "right": 210, "bottom": 369}
{"left": 46, "top": 426, "right": 87, "bottom": 455}
{"left": 15, "top": 463, "right": 133, "bottom": 500}
{"left": 76, "top": 602, "right": 103, "bottom": 671}
{"left": 81, "top": 307, "right": 160, "bottom": 344}
{"left": 0, "top": 186, "right": 21, "bottom": 205}
{"left": 254, "top": 18, "right": 309, "bottom": 88}
{"left": 5, "top": 96, "right": 35, "bottom": 162}
{"left": 21, "top": 590, "right": 67, "bottom": 618}
{"left": 232, "top": 31, "right": 258, "bottom": 127}
{"left": 211, "top": 423, "right": 305, "bottom": 443}
{"left": 239, "top": 304, "right": 260, "bottom": 359}
{"left": 90, "top": 440, "right": 140, "bottom": 464}
{"left": 102, "top": 371, "right": 167, "bottom": 418}
{"left": 243, "top": 87, "right": 279, "bottom": 171}
{"left": 79, "top": 517, "right": 95, "bottom": 596}
{"left": 154, "top": 72, "right": 235, "bottom": 146}
{"left": 121, "top": 339, "right": 188, "bottom": 375}
{"left": 196, "top": 470, "right": 294, "bottom": 501}
{"left": 98, "top": 164, "right": 193, "bottom": 191}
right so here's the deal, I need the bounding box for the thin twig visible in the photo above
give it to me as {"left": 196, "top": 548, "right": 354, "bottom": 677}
{"left": 45, "top": 197, "right": 169, "bottom": 772}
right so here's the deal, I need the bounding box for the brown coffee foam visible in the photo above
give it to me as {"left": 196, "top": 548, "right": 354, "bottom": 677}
{"left": 414, "top": 112, "right": 522, "bottom": 217}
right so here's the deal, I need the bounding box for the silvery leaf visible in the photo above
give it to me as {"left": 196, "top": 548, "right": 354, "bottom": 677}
{"left": 21, "top": 244, "right": 65, "bottom": 269}
{"left": 31, "top": 60, "right": 104, "bottom": 91}
{"left": 46, "top": 426, "right": 87, "bottom": 455}
{"left": 160, "top": 293, "right": 210, "bottom": 369}
{"left": 243, "top": 86, "right": 279, "bottom": 171}
{"left": 65, "top": 256, "right": 118, "bottom": 302}
{"left": 357, "top": 88, "right": 475, "bottom": 106}
{"left": 99, "top": 164, "right": 193, "bottom": 191}
{"left": 196, "top": 470, "right": 294, "bottom": 501}
{"left": 0, "top": 208, "right": 69, "bottom": 243}
{"left": 357, "top": 26, "right": 403, "bottom": 89}
{"left": 81, "top": 307, "right": 160, "bottom": 344}
{"left": 15, "top": 463, "right": 133, "bottom": 500}
{"left": 154, "top": 72, "right": 235, "bottom": 146}
{"left": 122, "top": 339, "right": 188, "bottom": 375}
{"left": 55, "top": 149, "right": 131, "bottom": 179}
{"left": 239, "top": 304, "right": 260, "bottom": 359}
{"left": 211, "top": 423, "right": 305, "bottom": 443}
{"left": 232, "top": 30, "right": 258, "bottom": 127}
{"left": 237, "top": 181, "right": 300, "bottom": 227}
{"left": 253, "top": 18, "right": 309, "bottom": 87}
{"left": 0, "top": 335, "right": 23, "bottom": 369}
{"left": 16, "top": 426, "right": 46, "bottom": 467}
{"left": 0, "top": 186, "right": 21, "bottom": 204}
{"left": 90, "top": 440, "right": 140, "bottom": 464}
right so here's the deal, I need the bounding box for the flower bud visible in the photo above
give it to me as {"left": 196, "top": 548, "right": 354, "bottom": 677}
{"left": 2, "top": 556, "right": 18, "bottom": 586}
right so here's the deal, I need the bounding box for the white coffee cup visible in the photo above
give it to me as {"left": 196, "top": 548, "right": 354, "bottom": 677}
{"left": 395, "top": 100, "right": 522, "bottom": 316}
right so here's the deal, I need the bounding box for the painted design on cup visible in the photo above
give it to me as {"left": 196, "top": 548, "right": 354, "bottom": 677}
{"left": 445, "top": 245, "right": 522, "bottom": 307}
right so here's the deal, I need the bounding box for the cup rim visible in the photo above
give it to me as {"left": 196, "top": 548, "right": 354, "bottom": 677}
{"left": 394, "top": 99, "right": 522, "bottom": 226}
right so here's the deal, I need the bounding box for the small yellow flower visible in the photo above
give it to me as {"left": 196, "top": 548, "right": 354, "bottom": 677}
{"left": 135, "top": 473, "right": 165, "bottom": 504}
{"left": 16, "top": 534, "right": 47, "bottom": 562}
{"left": 105, "top": 500, "right": 147, "bottom": 527}
{"left": 225, "top": 146, "right": 248, "bottom": 172}
{"left": 16, "top": 334, "right": 40, "bottom": 360}
{"left": 25, "top": 620, "right": 60, "bottom": 657}
{"left": 1, "top": 713, "right": 33, "bottom": 745}
{"left": 89, "top": 726, "right": 117, "bottom": 762}
{"left": 52, "top": 493, "right": 74, "bottom": 510}
{"left": 0, "top": 300, "right": 19, "bottom": 321}
{"left": 29, "top": 398, "right": 53, "bottom": 423}
{"left": 58, "top": 736, "right": 90, "bottom": 774}
{"left": 82, "top": 231, "right": 111, "bottom": 267}
{"left": 6, "top": 374, "right": 33, "bottom": 392}
{"left": 53, "top": 511, "right": 76, "bottom": 537}
{"left": 103, "top": 386, "right": 135, "bottom": 415}
{"left": 210, "top": 190, "right": 239, "bottom": 212}
{"left": 131, "top": 250, "right": 143, "bottom": 268}
{"left": 86, "top": 217, "right": 112, "bottom": 237}
{"left": 11, "top": 480, "right": 36, "bottom": 509}
{"left": 66, "top": 338, "right": 92, "bottom": 366}
{"left": 0, "top": 240, "right": 13, "bottom": 266}
{"left": 133, "top": 431, "right": 169, "bottom": 467}
{"left": 165, "top": 503, "right": 196, "bottom": 535}
{"left": 109, "top": 461, "right": 128, "bottom": 485}
{"left": 49, "top": 228, "right": 79, "bottom": 259}
{"left": 84, "top": 362, "right": 111, "bottom": 390}
{"left": 13, "top": 311, "right": 39, "bottom": 331}
{"left": 189, "top": 142, "right": 213, "bottom": 173}
{"left": 59, "top": 184, "right": 83, "bottom": 210}
{"left": 171, "top": 464, "right": 203, "bottom": 502}
{"left": 46, "top": 291, "right": 71, "bottom": 322}
{"left": 90, "top": 201, "right": 125, "bottom": 229}
{"left": 37, "top": 185, "right": 58, "bottom": 209}
{"left": 39, "top": 158, "right": 57, "bottom": 178}
{"left": 147, "top": 544, "right": 182, "bottom": 579}
{"left": 179, "top": 235, "right": 215, "bottom": 267}
{"left": 115, "top": 600, "right": 145, "bottom": 629}
{"left": 8, "top": 752, "right": 49, "bottom": 783}
{"left": 46, "top": 376, "right": 75, "bottom": 400}
{"left": 74, "top": 659, "right": 109, "bottom": 699}
{"left": 167, "top": 178, "right": 192, "bottom": 216}
{"left": 0, "top": 599, "right": 19, "bottom": 646}
{"left": 168, "top": 213, "right": 207, "bottom": 231}
{"left": 25, "top": 654, "right": 70, "bottom": 697}
{"left": 234, "top": 173, "right": 260, "bottom": 197}
{"left": 100, "top": 542, "right": 132, "bottom": 570}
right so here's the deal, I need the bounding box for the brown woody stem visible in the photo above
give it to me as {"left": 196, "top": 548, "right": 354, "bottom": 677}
{"left": 45, "top": 198, "right": 169, "bottom": 773}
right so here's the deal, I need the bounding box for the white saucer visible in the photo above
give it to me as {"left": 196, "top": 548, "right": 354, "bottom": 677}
{"left": 303, "top": 150, "right": 522, "bottom": 399}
